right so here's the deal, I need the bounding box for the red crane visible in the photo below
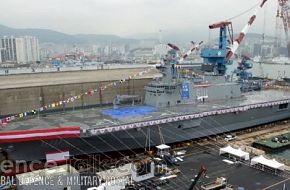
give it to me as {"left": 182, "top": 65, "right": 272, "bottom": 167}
{"left": 226, "top": 0, "right": 267, "bottom": 61}
{"left": 277, "top": 0, "right": 290, "bottom": 56}
{"left": 167, "top": 41, "right": 204, "bottom": 63}
{"left": 188, "top": 165, "right": 207, "bottom": 190}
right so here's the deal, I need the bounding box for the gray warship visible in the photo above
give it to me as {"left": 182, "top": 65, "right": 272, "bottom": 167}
{"left": 2, "top": 46, "right": 290, "bottom": 162}
{"left": 1, "top": 0, "right": 290, "bottom": 162}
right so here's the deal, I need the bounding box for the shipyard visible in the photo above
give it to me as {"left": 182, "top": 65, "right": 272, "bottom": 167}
{"left": 1, "top": 0, "right": 290, "bottom": 189}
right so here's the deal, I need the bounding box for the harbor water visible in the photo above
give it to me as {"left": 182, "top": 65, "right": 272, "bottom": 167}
{"left": 227, "top": 62, "right": 290, "bottom": 79}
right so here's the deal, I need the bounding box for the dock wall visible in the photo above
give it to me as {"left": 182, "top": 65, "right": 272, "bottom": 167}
{"left": 0, "top": 69, "right": 154, "bottom": 116}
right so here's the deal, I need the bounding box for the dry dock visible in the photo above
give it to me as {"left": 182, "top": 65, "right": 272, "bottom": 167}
{"left": 0, "top": 67, "right": 157, "bottom": 116}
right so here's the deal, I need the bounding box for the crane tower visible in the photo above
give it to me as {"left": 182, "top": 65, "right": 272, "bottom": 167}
{"left": 276, "top": 0, "right": 290, "bottom": 56}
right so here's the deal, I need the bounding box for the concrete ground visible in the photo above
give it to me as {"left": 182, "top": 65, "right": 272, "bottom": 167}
{"left": 161, "top": 144, "right": 290, "bottom": 190}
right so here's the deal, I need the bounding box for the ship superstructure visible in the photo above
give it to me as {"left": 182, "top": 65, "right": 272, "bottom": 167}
{"left": 144, "top": 51, "right": 241, "bottom": 108}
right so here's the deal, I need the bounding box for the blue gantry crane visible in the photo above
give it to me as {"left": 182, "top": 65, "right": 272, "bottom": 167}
{"left": 200, "top": 21, "right": 262, "bottom": 92}
{"left": 200, "top": 0, "right": 267, "bottom": 77}
{"left": 201, "top": 21, "right": 234, "bottom": 75}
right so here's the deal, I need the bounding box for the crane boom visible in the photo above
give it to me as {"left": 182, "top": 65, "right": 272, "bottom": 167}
{"left": 188, "top": 165, "right": 207, "bottom": 190}
{"left": 167, "top": 43, "right": 180, "bottom": 51}
{"left": 277, "top": 0, "right": 290, "bottom": 56}
{"left": 226, "top": 0, "right": 268, "bottom": 61}
{"left": 179, "top": 41, "right": 203, "bottom": 62}
{"left": 209, "top": 21, "right": 232, "bottom": 29}
{"left": 201, "top": 21, "right": 231, "bottom": 75}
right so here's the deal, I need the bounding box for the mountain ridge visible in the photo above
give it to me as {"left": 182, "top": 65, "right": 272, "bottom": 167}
{"left": 0, "top": 24, "right": 274, "bottom": 45}
{"left": 0, "top": 24, "right": 138, "bottom": 44}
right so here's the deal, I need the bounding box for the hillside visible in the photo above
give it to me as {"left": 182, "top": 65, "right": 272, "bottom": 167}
{"left": 0, "top": 24, "right": 137, "bottom": 44}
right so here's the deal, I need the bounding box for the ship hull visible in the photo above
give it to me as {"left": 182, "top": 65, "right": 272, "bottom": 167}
{"left": 5, "top": 104, "right": 290, "bottom": 161}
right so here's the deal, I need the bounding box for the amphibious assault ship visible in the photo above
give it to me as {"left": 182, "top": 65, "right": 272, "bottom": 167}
{"left": 1, "top": 0, "right": 290, "bottom": 163}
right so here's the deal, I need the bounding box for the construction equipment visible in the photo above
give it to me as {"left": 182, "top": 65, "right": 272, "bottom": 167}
{"left": 201, "top": 177, "right": 228, "bottom": 190}
{"left": 232, "top": 55, "right": 263, "bottom": 91}
{"left": 165, "top": 41, "right": 203, "bottom": 78}
{"left": 167, "top": 41, "right": 204, "bottom": 63}
{"left": 201, "top": 21, "right": 233, "bottom": 75}
{"left": 179, "top": 41, "right": 204, "bottom": 63}
{"left": 201, "top": 0, "right": 267, "bottom": 76}
{"left": 226, "top": 0, "right": 267, "bottom": 61}
{"left": 276, "top": 0, "right": 290, "bottom": 56}
{"left": 232, "top": 55, "right": 262, "bottom": 92}
{"left": 188, "top": 165, "right": 207, "bottom": 190}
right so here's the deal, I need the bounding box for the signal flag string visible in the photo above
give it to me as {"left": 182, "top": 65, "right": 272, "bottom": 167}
{"left": 0, "top": 40, "right": 203, "bottom": 127}
{"left": 0, "top": 67, "right": 155, "bottom": 126}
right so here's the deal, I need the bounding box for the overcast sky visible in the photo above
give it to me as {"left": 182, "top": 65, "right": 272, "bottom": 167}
{"left": 0, "top": 0, "right": 277, "bottom": 39}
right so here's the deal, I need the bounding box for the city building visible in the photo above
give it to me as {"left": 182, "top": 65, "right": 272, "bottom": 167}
{"left": 129, "top": 47, "right": 154, "bottom": 63}
{"left": 0, "top": 48, "right": 7, "bottom": 63}
{"left": 1, "top": 36, "right": 17, "bottom": 62}
{"left": 15, "top": 37, "right": 26, "bottom": 63}
{"left": 0, "top": 36, "right": 40, "bottom": 64}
